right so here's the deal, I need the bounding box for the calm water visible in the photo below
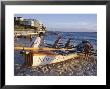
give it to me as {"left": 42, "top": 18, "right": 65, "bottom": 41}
{"left": 44, "top": 32, "right": 97, "bottom": 49}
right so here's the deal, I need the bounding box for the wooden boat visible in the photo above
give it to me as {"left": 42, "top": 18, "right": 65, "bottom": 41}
{"left": 14, "top": 32, "right": 95, "bottom": 67}
{"left": 15, "top": 47, "right": 78, "bottom": 66}
{"left": 33, "top": 52, "right": 77, "bottom": 66}
{"left": 14, "top": 34, "right": 78, "bottom": 67}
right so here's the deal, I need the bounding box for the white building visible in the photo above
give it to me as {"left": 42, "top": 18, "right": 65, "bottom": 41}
{"left": 16, "top": 17, "right": 24, "bottom": 21}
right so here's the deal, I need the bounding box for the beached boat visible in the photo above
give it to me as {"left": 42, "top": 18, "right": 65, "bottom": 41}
{"left": 15, "top": 47, "right": 78, "bottom": 66}
{"left": 22, "top": 50, "right": 78, "bottom": 67}
{"left": 15, "top": 38, "right": 96, "bottom": 67}
{"left": 14, "top": 31, "right": 79, "bottom": 66}
{"left": 14, "top": 31, "right": 96, "bottom": 67}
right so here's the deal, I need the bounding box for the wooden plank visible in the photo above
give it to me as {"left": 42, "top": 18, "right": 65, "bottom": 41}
{"left": 14, "top": 47, "right": 75, "bottom": 51}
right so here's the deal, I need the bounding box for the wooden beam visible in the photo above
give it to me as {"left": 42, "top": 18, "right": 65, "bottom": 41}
{"left": 14, "top": 47, "right": 75, "bottom": 51}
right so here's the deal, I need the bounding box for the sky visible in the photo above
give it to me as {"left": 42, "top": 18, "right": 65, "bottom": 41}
{"left": 15, "top": 14, "right": 97, "bottom": 32}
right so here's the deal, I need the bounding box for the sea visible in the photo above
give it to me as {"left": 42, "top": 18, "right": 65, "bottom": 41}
{"left": 44, "top": 32, "right": 97, "bottom": 49}
{"left": 15, "top": 32, "right": 97, "bottom": 48}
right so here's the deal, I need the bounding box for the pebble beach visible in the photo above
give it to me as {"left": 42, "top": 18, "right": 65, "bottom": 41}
{"left": 14, "top": 53, "right": 97, "bottom": 76}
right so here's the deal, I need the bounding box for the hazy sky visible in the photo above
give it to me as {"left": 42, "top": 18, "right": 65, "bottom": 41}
{"left": 15, "top": 14, "right": 97, "bottom": 32}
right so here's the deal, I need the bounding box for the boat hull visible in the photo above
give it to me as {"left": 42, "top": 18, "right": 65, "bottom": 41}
{"left": 24, "top": 51, "right": 78, "bottom": 66}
